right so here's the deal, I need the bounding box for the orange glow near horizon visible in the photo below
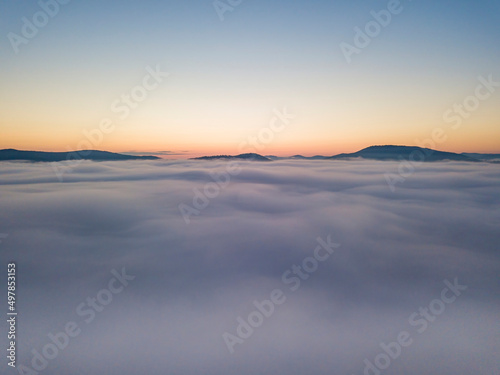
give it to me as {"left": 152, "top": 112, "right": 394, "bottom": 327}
{"left": 1, "top": 129, "right": 499, "bottom": 158}
{"left": 2, "top": 83, "right": 499, "bottom": 157}
{"left": 2, "top": 64, "right": 500, "bottom": 157}
{"left": 1, "top": 0, "right": 500, "bottom": 162}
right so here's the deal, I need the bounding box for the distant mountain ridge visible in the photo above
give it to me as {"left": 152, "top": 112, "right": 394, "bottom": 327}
{"left": 0, "top": 149, "right": 159, "bottom": 162}
{"left": 462, "top": 153, "right": 500, "bottom": 161}
{"left": 192, "top": 153, "right": 271, "bottom": 161}
{"left": 266, "top": 155, "right": 328, "bottom": 161}
{"left": 264, "top": 146, "right": 495, "bottom": 162}
{"left": 327, "top": 145, "right": 479, "bottom": 162}
{"left": 1, "top": 147, "right": 497, "bottom": 163}
{"left": 264, "top": 146, "right": 494, "bottom": 162}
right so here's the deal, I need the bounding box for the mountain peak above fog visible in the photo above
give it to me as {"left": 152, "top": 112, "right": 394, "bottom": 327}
{"left": 0, "top": 149, "right": 159, "bottom": 162}
{"left": 192, "top": 153, "right": 272, "bottom": 161}
{"left": 328, "top": 145, "right": 481, "bottom": 162}
{"left": 265, "top": 145, "right": 496, "bottom": 162}
{"left": 1, "top": 146, "right": 498, "bottom": 163}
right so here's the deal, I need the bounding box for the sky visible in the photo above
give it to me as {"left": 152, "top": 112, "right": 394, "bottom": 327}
{"left": 1, "top": 0, "right": 500, "bottom": 157}
{"left": 0, "top": 159, "right": 499, "bottom": 374}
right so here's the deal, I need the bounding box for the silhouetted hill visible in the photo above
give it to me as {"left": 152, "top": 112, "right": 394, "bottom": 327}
{"left": 0, "top": 149, "right": 159, "bottom": 162}
{"left": 328, "top": 145, "right": 479, "bottom": 162}
{"left": 265, "top": 155, "right": 280, "bottom": 160}
{"left": 266, "top": 155, "right": 328, "bottom": 160}
{"left": 2, "top": 147, "right": 496, "bottom": 163}
{"left": 290, "top": 155, "right": 328, "bottom": 160}
{"left": 462, "top": 153, "right": 500, "bottom": 161}
{"left": 192, "top": 153, "right": 271, "bottom": 161}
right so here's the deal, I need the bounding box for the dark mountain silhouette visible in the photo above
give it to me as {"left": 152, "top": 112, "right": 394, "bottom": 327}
{"left": 265, "top": 155, "right": 327, "bottom": 161}
{"left": 328, "top": 145, "right": 479, "bottom": 162}
{"left": 1, "top": 147, "right": 497, "bottom": 163}
{"left": 192, "top": 153, "right": 271, "bottom": 161}
{"left": 0, "top": 149, "right": 159, "bottom": 162}
{"left": 265, "top": 155, "right": 280, "bottom": 160}
{"left": 462, "top": 153, "right": 500, "bottom": 161}
{"left": 291, "top": 155, "right": 328, "bottom": 160}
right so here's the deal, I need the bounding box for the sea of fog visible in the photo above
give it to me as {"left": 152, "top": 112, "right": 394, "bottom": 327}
{"left": 0, "top": 159, "right": 499, "bottom": 374}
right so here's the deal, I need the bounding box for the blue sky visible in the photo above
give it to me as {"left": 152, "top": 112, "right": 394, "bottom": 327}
{"left": 1, "top": 0, "right": 499, "bottom": 155}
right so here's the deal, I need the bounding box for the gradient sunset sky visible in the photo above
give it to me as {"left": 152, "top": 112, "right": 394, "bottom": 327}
{"left": 1, "top": 0, "right": 499, "bottom": 157}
